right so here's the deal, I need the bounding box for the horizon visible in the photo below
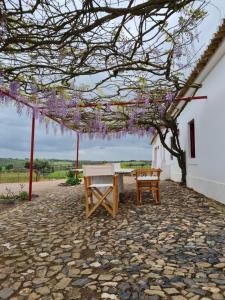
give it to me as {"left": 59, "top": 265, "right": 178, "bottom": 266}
{"left": 0, "top": 157, "right": 151, "bottom": 162}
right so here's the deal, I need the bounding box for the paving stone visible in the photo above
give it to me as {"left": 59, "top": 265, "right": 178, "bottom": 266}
{"left": 0, "top": 181, "right": 224, "bottom": 299}
{"left": 52, "top": 292, "right": 64, "bottom": 300}
{"left": 0, "top": 288, "right": 14, "bottom": 299}
{"left": 171, "top": 296, "right": 187, "bottom": 300}
{"left": 144, "top": 289, "right": 166, "bottom": 297}
{"left": 99, "top": 275, "right": 114, "bottom": 281}
{"left": 101, "top": 293, "right": 119, "bottom": 299}
{"left": 36, "top": 286, "right": 50, "bottom": 295}
{"left": 28, "top": 293, "right": 40, "bottom": 300}
{"left": 67, "top": 288, "right": 81, "bottom": 299}
{"left": 211, "top": 293, "right": 224, "bottom": 300}
{"left": 214, "top": 263, "right": 225, "bottom": 269}
{"left": 68, "top": 268, "right": 81, "bottom": 277}
{"left": 72, "top": 278, "right": 91, "bottom": 287}
{"left": 54, "top": 278, "right": 72, "bottom": 290}
{"left": 164, "top": 288, "right": 179, "bottom": 295}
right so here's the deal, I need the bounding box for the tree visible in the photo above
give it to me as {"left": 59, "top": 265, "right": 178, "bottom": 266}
{"left": 0, "top": 0, "right": 208, "bottom": 185}
{"left": 24, "top": 159, "right": 53, "bottom": 174}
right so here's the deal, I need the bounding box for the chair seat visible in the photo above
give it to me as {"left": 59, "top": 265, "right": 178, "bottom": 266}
{"left": 137, "top": 176, "right": 158, "bottom": 181}
{"left": 89, "top": 183, "right": 113, "bottom": 188}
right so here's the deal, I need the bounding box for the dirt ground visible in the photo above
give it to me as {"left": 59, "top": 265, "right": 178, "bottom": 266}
{"left": 0, "top": 179, "right": 65, "bottom": 196}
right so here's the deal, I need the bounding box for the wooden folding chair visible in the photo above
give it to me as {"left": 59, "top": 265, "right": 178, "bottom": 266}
{"left": 83, "top": 165, "right": 119, "bottom": 218}
{"left": 135, "top": 168, "right": 161, "bottom": 205}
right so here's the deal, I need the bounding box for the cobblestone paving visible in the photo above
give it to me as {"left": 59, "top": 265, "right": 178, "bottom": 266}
{"left": 0, "top": 180, "right": 225, "bottom": 300}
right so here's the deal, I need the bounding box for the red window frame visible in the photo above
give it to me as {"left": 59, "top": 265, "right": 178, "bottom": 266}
{"left": 189, "top": 119, "right": 195, "bottom": 158}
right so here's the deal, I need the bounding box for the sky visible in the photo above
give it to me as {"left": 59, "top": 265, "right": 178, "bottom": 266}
{"left": 0, "top": 0, "right": 224, "bottom": 162}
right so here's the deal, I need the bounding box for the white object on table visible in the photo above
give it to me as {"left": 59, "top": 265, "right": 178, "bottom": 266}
{"left": 112, "top": 164, "right": 134, "bottom": 193}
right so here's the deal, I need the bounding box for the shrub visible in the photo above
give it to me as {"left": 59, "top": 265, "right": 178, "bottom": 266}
{"left": 19, "top": 191, "right": 29, "bottom": 201}
{"left": 67, "top": 170, "right": 76, "bottom": 178}
{"left": 66, "top": 177, "right": 81, "bottom": 186}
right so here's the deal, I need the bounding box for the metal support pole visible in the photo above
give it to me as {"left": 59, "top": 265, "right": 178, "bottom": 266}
{"left": 28, "top": 111, "right": 35, "bottom": 201}
{"left": 76, "top": 132, "right": 80, "bottom": 179}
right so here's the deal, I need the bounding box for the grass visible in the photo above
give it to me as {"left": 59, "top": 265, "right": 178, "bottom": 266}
{"left": 0, "top": 170, "right": 69, "bottom": 183}
{"left": 42, "top": 170, "right": 69, "bottom": 180}
{"left": 121, "top": 161, "right": 151, "bottom": 169}
{"left": 0, "top": 172, "right": 30, "bottom": 183}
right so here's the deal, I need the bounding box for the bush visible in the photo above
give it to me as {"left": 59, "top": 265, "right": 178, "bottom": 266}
{"left": 19, "top": 191, "right": 29, "bottom": 201}
{"left": 67, "top": 170, "right": 76, "bottom": 178}
{"left": 66, "top": 177, "right": 81, "bottom": 186}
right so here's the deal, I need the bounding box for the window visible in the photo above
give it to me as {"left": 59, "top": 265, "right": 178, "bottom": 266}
{"left": 170, "top": 137, "right": 173, "bottom": 160}
{"left": 189, "top": 119, "right": 195, "bottom": 158}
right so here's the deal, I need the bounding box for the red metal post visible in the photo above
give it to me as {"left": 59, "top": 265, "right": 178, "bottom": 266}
{"left": 28, "top": 111, "right": 35, "bottom": 201}
{"left": 76, "top": 132, "right": 80, "bottom": 178}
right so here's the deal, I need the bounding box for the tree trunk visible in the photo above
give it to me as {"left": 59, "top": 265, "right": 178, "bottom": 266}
{"left": 177, "top": 151, "right": 186, "bottom": 185}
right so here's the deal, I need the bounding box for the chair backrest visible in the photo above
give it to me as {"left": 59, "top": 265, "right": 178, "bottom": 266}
{"left": 136, "top": 168, "right": 161, "bottom": 179}
{"left": 83, "top": 164, "right": 115, "bottom": 177}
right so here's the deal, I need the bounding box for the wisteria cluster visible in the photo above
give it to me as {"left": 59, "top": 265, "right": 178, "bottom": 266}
{"left": 0, "top": 77, "right": 177, "bottom": 139}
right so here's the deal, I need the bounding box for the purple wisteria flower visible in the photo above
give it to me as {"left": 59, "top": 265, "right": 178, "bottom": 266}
{"left": 60, "top": 123, "right": 64, "bottom": 135}
{"left": 73, "top": 109, "right": 80, "bottom": 126}
{"left": 165, "top": 92, "right": 175, "bottom": 103}
{"left": 59, "top": 95, "right": 67, "bottom": 117}
{"left": 30, "top": 83, "right": 37, "bottom": 95}
{"left": 158, "top": 105, "right": 165, "bottom": 117}
{"left": 47, "top": 90, "right": 57, "bottom": 112}
{"left": 176, "top": 62, "right": 184, "bottom": 68}
{"left": 16, "top": 102, "right": 23, "bottom": 115}
{"left": 106, "top": 102, "right": 111, "bottom": 113}
{"left": 10, "top": 81, "right": 20, "bottom": 97}
{"left": 0, "top": 70, "right": 3, "bottom": 85}
{"left": 174, "top": 47, "right": 183, "bottom": 58}
{"left": 147, "top": 127, "right": 156, "bottom": 136}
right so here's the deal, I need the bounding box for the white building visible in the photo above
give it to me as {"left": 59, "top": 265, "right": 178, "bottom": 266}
{"left": 151, "top": 20, "right": 225, "bottom": 204}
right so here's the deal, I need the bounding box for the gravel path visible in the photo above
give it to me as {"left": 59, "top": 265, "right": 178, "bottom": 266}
{"left": 0, "top": 180, "right": 65, "bottom": 195}
{"left": 0, "top": 180, "right": 224, "bottom": 300}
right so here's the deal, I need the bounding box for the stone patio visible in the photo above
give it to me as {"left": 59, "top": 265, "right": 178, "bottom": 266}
{"left": 0, "top": 179, "right": 225, "bottom": 300}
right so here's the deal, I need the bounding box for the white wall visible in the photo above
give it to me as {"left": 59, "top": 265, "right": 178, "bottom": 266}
{"left": 152, "top": 40, "right": 225, "bottom": 204}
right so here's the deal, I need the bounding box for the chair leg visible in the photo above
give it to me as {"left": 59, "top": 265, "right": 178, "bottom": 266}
{"left": 113, "top": 175, "right": 119, "bottom": 218}
{"left": 136, "top": 188, "right": 139, "bottom": 205}
{"left": 136, "top": 188, "right": 142, "bottom": 205}
{"left": 157, "top": 188, "right": 160, "bottom": 204}
{"left": 84, "top": 177, "right": 90, "bottom": 218}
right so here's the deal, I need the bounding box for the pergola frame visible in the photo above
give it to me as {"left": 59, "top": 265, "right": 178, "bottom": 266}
{"left": 0, "top": 86, "right": 207, "bottom": 201}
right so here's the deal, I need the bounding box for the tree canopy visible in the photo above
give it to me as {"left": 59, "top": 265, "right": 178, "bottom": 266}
{"left": 0, "top": 0, "right": 209, "bottom": 185}
{"left": 0, "top": 0, "right": 207, "bottom": 98}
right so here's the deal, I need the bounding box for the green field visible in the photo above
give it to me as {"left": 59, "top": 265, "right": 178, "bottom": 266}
{"left": 121, "top": 161, "right": 151, "bottom": 169}
{"left": 0, "top": 170, "right": 69, "bottom": 183}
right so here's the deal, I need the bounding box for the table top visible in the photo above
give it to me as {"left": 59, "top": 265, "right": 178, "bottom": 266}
{"left": 115, "top": 168, "right": 134, "bottom": 174}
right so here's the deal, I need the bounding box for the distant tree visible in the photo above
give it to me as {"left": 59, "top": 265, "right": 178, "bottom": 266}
{"left": 0, "top": 166, "right": 2, "bottom": 172}
{"left": 24, "top": 159, "right": 54, "bottom": 174}
{"left": 5, "top": 164, "right": 13, "bottom": 171}
{"left": 24, "top": 161, "right": 30, "bottom": 169}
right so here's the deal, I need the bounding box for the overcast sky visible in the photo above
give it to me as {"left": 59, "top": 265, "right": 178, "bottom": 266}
{"left": 0, "top": 1, "right": 224, "bottom": 161}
